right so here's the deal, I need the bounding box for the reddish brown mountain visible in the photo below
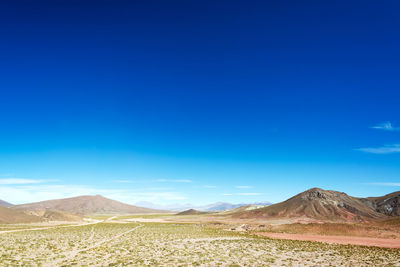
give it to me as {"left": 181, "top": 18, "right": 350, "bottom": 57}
{"left": 14, "top": 195, "right": 166, "bottom": 215}
{"left": 362, "top": 191, "right": 400, "bottom": 216}
{"left": 234, "top": 188, "right": 387, "bottom": 222}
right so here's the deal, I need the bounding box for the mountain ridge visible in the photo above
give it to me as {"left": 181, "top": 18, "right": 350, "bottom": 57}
{"left": 14, "top": 195, "right": 167, "bottom": 215}
{"left": 234, "top": 188, "right": 389, "bottom": 222}
{"left": 0, "top": 199, "right": 13, "bottom": 207}
{"left": 135, "top": 201, "right": 272, "bottom": 211}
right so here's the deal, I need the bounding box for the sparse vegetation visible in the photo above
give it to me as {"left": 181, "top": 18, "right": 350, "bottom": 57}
{"left": 0, "top": 219, "right": 399, "bottom": 266}
{"left": 257, "top": 222, "right": 400, "bottom": 239}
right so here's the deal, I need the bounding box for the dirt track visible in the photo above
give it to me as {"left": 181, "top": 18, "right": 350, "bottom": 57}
{"left": 258, "top": 232, "right": 400, "bottom": 249}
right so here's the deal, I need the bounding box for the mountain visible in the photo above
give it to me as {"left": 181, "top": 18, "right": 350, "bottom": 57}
{"left": 134, "top": 201, "right": 195, "bottom": 211}
{"left": 176, "top": 209, "right": 207, "bottom": 215}
{"left": 362, "top": 191, "right": 400, "bottom": 216}
{"left": 14, "top": 195, "right": 166, "bottom": 215}
{"left": 234, "top": 188, "right": 387, "bottom": 222}
{"left": 197, "top": 202, "right": 243, "bottom": 211}
{"left": 135, "top": 201, "right": 272, "bottom": 211}
{"left": 0, "top": 206, "right": 42, "bottom": 224}
{"left": 0, "top": 199, "right": 13, "bottom": 207}
{"left": 197, "top": 202, "right": 271, "bottom": 211}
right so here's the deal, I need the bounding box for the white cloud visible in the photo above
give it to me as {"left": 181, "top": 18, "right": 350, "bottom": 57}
{"left": 235, "top": 185, "right": 252, "bottom": 189}
{"left": 356, "top": 144, "right": 400, "bottom": 154}
{"left": 371, "top": 122, "right": 400, "bottom": 131}
{"left": 0, "top": 178, "right": 50, "bottom": 185}
{"left": 222, "top": 193, "right": 233, "bottom": 196}
{"left": 364, "top": 182, "right": 400, "bottom": 187}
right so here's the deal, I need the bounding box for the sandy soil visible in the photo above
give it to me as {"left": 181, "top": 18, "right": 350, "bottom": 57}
{"left": 44, "top": 224, "right": 143, "bottom": 267}
{"left": 2, "top": 221, "right": 399, "bottom": 266}
{"left": 258, "top": 232, "right": 400, "bottom": 249}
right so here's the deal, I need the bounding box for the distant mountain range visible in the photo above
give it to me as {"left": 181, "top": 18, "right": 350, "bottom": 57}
{"left": 134, "top": 201, "right": 272, "bottom": 211}
{"left": 1, "top": 188, "right": 400, "bottom": 224}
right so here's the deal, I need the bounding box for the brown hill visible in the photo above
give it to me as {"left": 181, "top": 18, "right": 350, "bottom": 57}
{"left": 234, "top": 188, "right": 386, "bottom": 222}
{"left": 24, "top": 209, "right": 83, "bottom": 222}
{"left": 14, "top": 195, "right": 165, "bottom": 215}
{"left": 362, "top": 191, "right": 400, "bottom": 216}
{"left": 0, "top": 206, "right": 42, "bottom": 224}
{"left": 0, "top": 199, "right": 13, "bottom": 207}
{"left": 176, "top": 209, "right": 207, "bottom": 215}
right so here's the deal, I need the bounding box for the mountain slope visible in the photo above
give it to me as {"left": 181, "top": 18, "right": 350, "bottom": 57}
{"left": 0, "top": 206, "right": 42, "bottom": 224}
{"left": 14, "top": 195, "right": 166, "bottom": 215}
{"left": 0, "top": 199, "right": 13, "bottom": 207}
{"left": 234, "top": 188, "right": 386, "bottom": 222}
{"left": 363, "top": 191, "right": 400, "bottom": 216}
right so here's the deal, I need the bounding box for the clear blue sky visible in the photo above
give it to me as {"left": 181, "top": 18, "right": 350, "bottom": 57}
{"left": 0, "top": 0, "right": 400, "bottom": 205}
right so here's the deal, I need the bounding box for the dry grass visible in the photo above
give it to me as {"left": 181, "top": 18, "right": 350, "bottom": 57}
{"left": 0, "top": 220, "right": 399, "bottom": 266}
{"left": 256, "top": 222, "right": 400, "bottom": 239}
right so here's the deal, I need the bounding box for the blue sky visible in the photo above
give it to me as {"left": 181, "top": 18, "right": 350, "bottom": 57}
{"left": 0, "top": 0, "right": 400, "bottom": 205}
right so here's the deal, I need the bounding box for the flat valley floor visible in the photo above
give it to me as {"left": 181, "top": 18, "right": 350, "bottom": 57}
{"left": 1, "top": 218, "right": 400, "bottom": 266}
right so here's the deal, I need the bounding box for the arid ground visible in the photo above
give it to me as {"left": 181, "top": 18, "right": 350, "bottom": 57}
{"left": 1, "top": 214, "right": 400, "bottom": 266}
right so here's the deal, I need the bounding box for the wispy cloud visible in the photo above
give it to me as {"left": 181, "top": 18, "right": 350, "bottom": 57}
{"left": 371, "top": 122, "right": 400, "bottom": 131}
{"left": 364, "top": 182, "right": 400, "bottom": 187}
{"left": 356, "top": 144, "right": 400, "bottom": 154}
{"left": 235, "top": 185, "right": 252, "bottom": 189}
{"left": 0, "top": 178, "right": 51, "bottom": 185}
{"left": 222, "top": 193, "right": 233, "bottom": 196}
